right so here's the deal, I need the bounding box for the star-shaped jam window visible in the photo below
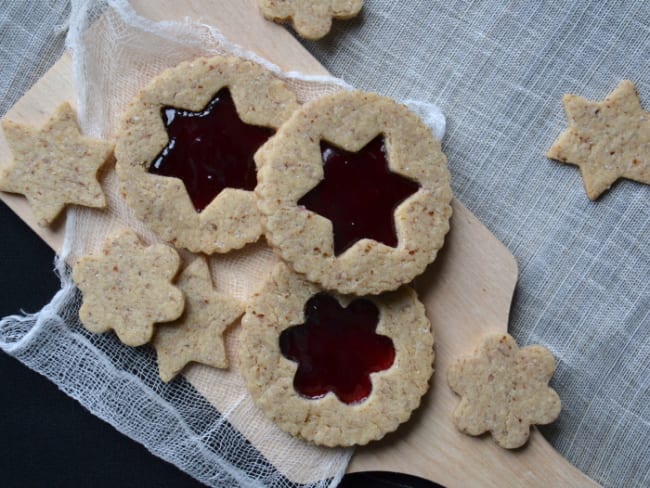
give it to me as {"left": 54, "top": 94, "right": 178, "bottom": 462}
{"left": 0, "top": 102, "right": 112, "bottom": 226}
{"left": 149, "top": 88, "right": 274, "bottom": 212}
{"left": 297, "top": 135, "right": 420, "bottom": 256}
{"left": 547, "top": 80, "right": 650, "bottom": 200}
{"left": 279, "top": 292, "right": 395, "bottom": 404}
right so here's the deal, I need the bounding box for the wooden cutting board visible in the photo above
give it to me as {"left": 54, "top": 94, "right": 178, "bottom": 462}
{"left": 0, "top": 1, "right": 599, "bottom": 487}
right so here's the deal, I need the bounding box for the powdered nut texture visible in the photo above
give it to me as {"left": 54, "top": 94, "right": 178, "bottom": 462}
{"left": 257, "top": 0, "right": 364, "bottom": 39}
{"left": 0, "top": 102, "right": 112, "bottom": 226}
{"left": 238, "top": 263, "right": 434, "bottom": 447}
{"left": 255, "top": 90, "right": 453, "bottom": 295}
{"left": 73, "top": 228, "right": 184, "bottom": 347}
{"left": 448, "top": 333, "right": 561, "bottom": 449}
{"left": 115, "top": 55, "right": 299, "bottom": 254}
{"left": 547, "top": 80, "right": 650, "bottom": 200}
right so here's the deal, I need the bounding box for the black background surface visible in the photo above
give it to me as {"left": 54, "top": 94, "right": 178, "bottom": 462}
{"left": 0, "top": 200, "right": 205, "bottom": 488}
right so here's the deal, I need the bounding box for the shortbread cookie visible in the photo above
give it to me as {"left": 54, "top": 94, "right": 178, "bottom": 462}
{"left": 115, "top": 56, "right": 299, "bottom": 254}
{"left": 448, "top": 333, "right": 561, "bottom": 449}
{"left": 255, "top": 90, "right": 452, "bottom": 295}
{"left": 258, "top": 0, "right": 364, "bottom": 40}
{"left": 0, "top": 102, "right": 112, "bottom": 226}
{"left": 153, "top": 257, "right": 244, "bottom": 382}
{"left": 239, "top": 263, "right": 433, "bottom": 447}
{"left": 547, "top": 80, "right": 650, "bottom": 200}
{"left": 73, "top": 228, "right": 184, "bottom": 347}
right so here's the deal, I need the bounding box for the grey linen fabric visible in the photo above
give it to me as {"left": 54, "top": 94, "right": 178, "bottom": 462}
{"left": 1, "top": 1, "right": 649, "bottom": 487}
{"left": 0, "top": 1, "right": 70, "bottom": 115}
{"left": 303, "top": 1, "right": 650, "bottom": 486}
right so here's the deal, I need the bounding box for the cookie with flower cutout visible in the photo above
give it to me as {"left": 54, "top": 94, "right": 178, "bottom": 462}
{"left": 153, "top": 257, "right": 244, "bottom": 382}
{"left": 238, "top": 262, "right": 434, "bottom": 447}
{"left": 448, "top": 333, "right": 561, "bottom": 449}
{"left": 257, "top": 0, "right": 364, "bottom": 40}
{"left": 72, "top": 228, "right": 184, "bottom": 347}
{"left": 0, "top": 102, "right": 112, "bottom": 226}
{"left": 115, "top": 55, "right": 299, "bottom": 254}
{"left": 255, "top": 90, "right": 453, "bottom": 295}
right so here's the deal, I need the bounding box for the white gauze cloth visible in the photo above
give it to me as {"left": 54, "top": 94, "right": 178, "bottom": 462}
{"left": 0, "top": 1, "right": 445, "bottom": 487}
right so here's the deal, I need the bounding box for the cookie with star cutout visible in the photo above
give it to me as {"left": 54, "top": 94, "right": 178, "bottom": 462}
{"left": 547, "top": 80, "right": 650, "bottom": 200}
{"left": 257, "top": 0, "right": 364, "bottom": 40}
{"left": 238, "top": 262, "right": 434, "bottom": 447}
{"left": 115, "top": 55, "right": 299, "bottom": 254}
{"left": 0, "top": 102, "right": 112, "bottom": 226}
{"left": 255, "top": 90, "right": 453, "bottom": 295}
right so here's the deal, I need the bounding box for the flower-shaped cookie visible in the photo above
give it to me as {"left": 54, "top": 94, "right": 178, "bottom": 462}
{"left": 448, "top": 333, "right": 561, "bottom": 449}
{"left": 257, "top": 0, "right": 364, "bottom": 40}
{"left": 0, "top": 102, "right": 112, "bottom": 226}
{"left": 115, "top": 56, "right": 299, "bottom": 254}
{"left": 72, "top": 229, "right": 184, "bottom": 347}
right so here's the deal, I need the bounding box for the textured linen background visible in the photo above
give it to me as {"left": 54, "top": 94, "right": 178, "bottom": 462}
{"left": 1, "top": 1, "right": 649, "bottom": 488}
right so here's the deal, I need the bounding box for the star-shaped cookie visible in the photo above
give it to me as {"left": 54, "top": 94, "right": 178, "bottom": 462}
{"left": 448, "top": 333, "right": 561, "bottom": 449}
{"left": 72, "top": 229, "right": 184, "bottom": 347}
{"left": 547, "top": 80, "right": 650, "bottom": 200}
{"left": 153, "top": 257, "right": 243, "bottom": 382}
{"left": 0, "top": 102, "right": 113, "bottom": 226}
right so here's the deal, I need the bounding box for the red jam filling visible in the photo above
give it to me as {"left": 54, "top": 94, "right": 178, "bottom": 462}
{"left": 149, "top": 88, "right": 274, "bottom": 212}
{"left": 297, "top": 136, "right": 420, "bottom": 256}
{"left": 279, "top": 292, "right": 395, "bottom": 404}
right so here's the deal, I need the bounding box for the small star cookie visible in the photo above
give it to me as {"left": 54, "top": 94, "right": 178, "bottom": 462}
{"left": 0, "top": 102, "right": 113, "bottom": 226}
{"left": 547, "top": 80, "right": 650, "bottom": 200}
{"left": 448, "top": 333, "right": 561, "bottom": 449}
{"left": 257, "top": 0, "right": 364, "bottom": 40}
{"left": 153, "top": 257, "right": 244, "bottom": 382}
{"left": 72, "top": 228, "right": 184, "bottom": 347}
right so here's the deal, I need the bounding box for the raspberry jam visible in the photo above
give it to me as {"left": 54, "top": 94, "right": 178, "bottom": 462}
{"left": 279, "top": 292, "right": 395, "bottom": 404}
{"left": 149, "top": 88, "right": 274, "bottom": 212}
{"left": 297, "top": 136, "right": 420, "bottom": 256}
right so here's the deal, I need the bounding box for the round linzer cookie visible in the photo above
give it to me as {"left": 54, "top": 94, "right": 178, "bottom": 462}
{"left": 115, "top": 56, "right": 299, "bottom": 254}
{"left": 238, "top": 263, "right": 434, "bottom": 447}
{"left": 255, "top": 90, "right": 453, "bottom": 295}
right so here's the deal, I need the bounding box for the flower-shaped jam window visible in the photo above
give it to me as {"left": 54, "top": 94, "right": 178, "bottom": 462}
{"left": 297, "top": 136, "right": 420, "bottom": 256}
{"left": 149, "top": 88, "right": 274, "bottom": 212}
{"left": 279, "top": 292, "right": 395, "bottom": 404}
